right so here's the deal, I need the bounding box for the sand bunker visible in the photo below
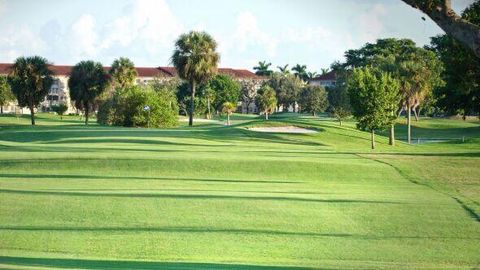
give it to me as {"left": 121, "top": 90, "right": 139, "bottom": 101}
{"left": 248, "top": 126, "right": 317, "bottom": 134}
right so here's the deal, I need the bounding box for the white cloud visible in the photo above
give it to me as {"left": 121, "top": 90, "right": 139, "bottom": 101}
{"left": 0, "top": 25, "right": 46, "bottom": 61}
{"left": 358, "top": 3, "right": 387, "bottom": 42}
{"left": 101, "top": 0, "right": 183, "bottom": 55}
{"left": 283, "top": 26, "right": 331, "bottom": 44}
{"left": 69, "top": 14, "right": 98, "bottom": 58}
{"left": 232, "top": 12, "right": 277, "bottom": 57}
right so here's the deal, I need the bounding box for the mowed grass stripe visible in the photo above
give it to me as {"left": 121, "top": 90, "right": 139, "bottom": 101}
{"left": 0, "top": 113, "right": 479, "bottom": 268}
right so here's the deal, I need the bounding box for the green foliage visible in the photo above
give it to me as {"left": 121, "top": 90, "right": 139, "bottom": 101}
{"left": 171, "top": 31, "right": 219, "bottom": 125}
{"left": 68, "top": 61, "right": 110, "bottom": 125}
{"left": 7, "top": 56, "right": 54, "bottom": 124}
{"left": 328, "top": 74, "right": 352, "bottom": 125}
{"left": 255, "top": 85, "right": 277, "bottom": 118}
{"left": 348, "top": 67, "right": 400, "bottom": 132}
{"left": 207, "top": 74, "right": 240, "bottom": 111}
{"left": 50, "top": 103, "right": 68, "bottom": 118}
{"left": 221, "top": 101, "right": 236, "bottom": 125}
{"left": 299, "top": 85, "right": 328, "bottom": 116}
{"left": 109, "top": 57, "right": 138, "bottom": 88}
{"left": 277, "top": 64, "right": 289, "bottom": 74}
{"left": 428, "top": 2, "right": 480, "bottom": 118}
{"left": 97, "top": 85, "right": 178, "bottom": 128}
{"left": 253, "top": 61, "right": 273, "bottom": 76}
{"left": 291, "top": 64, "right": 308, "bottom": 81}
{"left": 266, "top": 73, "right": 303, "bottom": 110}
{"left": 176, "top": 81, "right": 207, "bottom": 116}
{"left": 0, "top": 75, "right": 15, "bottom": 111}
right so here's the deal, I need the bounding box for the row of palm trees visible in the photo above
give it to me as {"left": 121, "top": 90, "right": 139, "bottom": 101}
{"left": 7, "top": 56, "right": 135, "bottom": 125}
{"left": 6, "top": 31, "right": 220, "bottom": 126}
{"left": 253, "top": 61, "right": 329, "bottom": 81}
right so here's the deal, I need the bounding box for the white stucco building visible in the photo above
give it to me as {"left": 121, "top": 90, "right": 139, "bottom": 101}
{"left": 309, "top": 70, "right": 337, "bottom": 88}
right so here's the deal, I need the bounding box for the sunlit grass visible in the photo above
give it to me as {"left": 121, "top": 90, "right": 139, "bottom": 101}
{"left": 0, "top": 113, "right": 479, "bottom": 269}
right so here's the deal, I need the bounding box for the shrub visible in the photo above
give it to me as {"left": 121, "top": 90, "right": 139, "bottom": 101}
{"left": 51, "top": 103, "right": 68, "bottom": 119}
{"left": 97, "top": 85, "right": 178, "bottom": 128}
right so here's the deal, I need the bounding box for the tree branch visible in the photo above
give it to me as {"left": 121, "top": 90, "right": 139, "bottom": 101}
{"left": 401, "top": 0, "right": 480, "bottom": 58}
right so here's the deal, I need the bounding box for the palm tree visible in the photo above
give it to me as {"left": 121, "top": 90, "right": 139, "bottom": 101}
{"left": 321, "top": 68, "right": 330, "bottom": 75}
{"left": 292, "top": 64, "right": 308, "bottom": 81}
{"left": 306, "top": 71, "right": 318, "bottom": 80}
{"left": 221, "top": 101, "right": 236, "bottom": 125}
{"left": 8, "top": 56, "right": 54, "bottom": 125}
{"left": 253, "top": 61, "right": 273, "bottom": 76}
{"left": 277, "top": 64, "right": 289, "bottom": 74}
{"left": 109, "top": 57, "right": 137, "bottom": 88}
{"left": 68, "top": 61, "right": 110, "bottom": 125}
{"left": 172, "top": 31, "right": 220, "bottom": 126}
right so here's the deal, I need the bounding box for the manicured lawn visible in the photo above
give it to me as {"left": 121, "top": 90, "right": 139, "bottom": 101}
{"left": 0, "top": 113, "right": 479, "bottom": 269}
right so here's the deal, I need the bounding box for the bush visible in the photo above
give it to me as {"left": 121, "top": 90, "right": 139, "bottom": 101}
{"left": 299, "top": 86, "right": 328, "bottom": 116}
{"left": 97, "top": 85, "right": 178, "bottom": 128}
{"left": 50, "top": 103, "right": 69, "bottom": 119}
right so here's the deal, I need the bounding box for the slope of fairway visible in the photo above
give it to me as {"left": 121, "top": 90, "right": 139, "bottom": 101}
{"left": 0, "top": 113, "right": 479, "bottom": 269}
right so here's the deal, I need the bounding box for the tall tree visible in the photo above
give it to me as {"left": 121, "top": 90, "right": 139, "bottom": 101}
{"left": 348, "top": 67, "right": 400, "bottom": 149}
{"left": 240, "top": 79, "right": 258, "bottom": 114}
{"left": 342, "top": 38, "right": 442, "bottom": 144}
{"left": 267, "top": 72, "right": 303, "bottom": 112}
{"left": 253, "top": 61, "right": 273, "bottom": 76}
{"left": 401, "top": 0, "right": 480, "bottom": 58}
{"left": 292, "top": 64, "right": 308, "bottom": 81}
{"left": 207, "top": 74, "right": 240, "bottom": 112}
{"left": 0, "top": 75, "right": 15, "bottom": 114}
{"left": 299, "top": 85, "right": 328, "bottom": 116}
{"left": 428, "top": 2, "right": 480, "bottom": 119}
{"left": 172, "top": 31, "right": 220, "bottom": 126}
{"left": 277, "top": 64, "right": 290, "bottom": 74}
{"left": 68, "top": 61, "right": 110, "bottom": 125}
{"left": 7, "top": 56, "right": 54, "bottom": 125}
{"left": 328, "top": 72, "right": 352, "bottom": 126}
{"left": 109, "top": 57, "right": 138, "bottom": 88}
{"left": 256, "top": 85, "right": 277, "bottom": 120}
{"left": 321, "top": 68, "right": 330, "bottom": 75}
{"left": 397, "top": 49, "right": 443, "bottom": 143}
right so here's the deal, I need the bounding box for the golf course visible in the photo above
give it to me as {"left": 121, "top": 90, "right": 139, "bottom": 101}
{"left": 0, "top": 113, "right": 479, "bottom": 269}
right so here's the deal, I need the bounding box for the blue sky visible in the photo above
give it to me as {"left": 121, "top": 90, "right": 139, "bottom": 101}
{"left": 0, "top": 0, "right": 474, "bottom": 72}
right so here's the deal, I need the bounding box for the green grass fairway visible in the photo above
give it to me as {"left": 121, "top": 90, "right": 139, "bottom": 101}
{"left": 0, "top": 113, "right": 479, "bottom": 269}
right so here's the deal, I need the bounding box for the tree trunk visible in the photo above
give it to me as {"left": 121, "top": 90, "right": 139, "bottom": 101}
{"left": 371, "top": 129, "right": 375, "bottom": 150}
{"left": 339, "top": 119, "right": 342, "bottom": 126}
{"left": 265, "top": 112, "right": 269, "bottom": 120}
{"left": 401, "top": 0, "right": 480, "bottom": 58}
{"left": 397, "top": 107, "right": 404, "bottom": 118}
{"left": 389, "top": 124, "right": 395, "bottom": 146}
{"left": 207, "top": 97, "right": 211, "bottom": 119}
{"left": 189, "top": 81, "right": 195, "bottom": 126}
{"left": 1, "top": 106, "right": 3, "bottom": 114}
{"left": 312, "top": 111, "right": 316, "bottom": 116}
{"left": 413, "top": 107, "right": 419, "bottom": 121}
{"left": 227, "top": 113, "right": 230, "bottom": 125}
{"left": 84, "top": 101, "right": 89, "bottom": 125}
{"left": 29, "top": 103, "right": 35, "bottom": 126}
{"left": 407, "top": 103, "right": 412, "bottom": 144}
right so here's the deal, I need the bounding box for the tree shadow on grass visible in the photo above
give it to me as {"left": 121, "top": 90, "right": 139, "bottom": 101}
{"left": 0, "top": 173, "right": 299, "bottom": 184}
{"left": 0, "top": 227, "right": 477, "bottom": 241}
{"left": 0, "top": 256, "right": 316, "bottom": 270}
{"left": 0, "top": 188, "right": 402, "bottom": 204}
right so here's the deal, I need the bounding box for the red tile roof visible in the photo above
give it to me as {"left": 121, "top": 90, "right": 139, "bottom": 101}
{"left": 0, "top": 63, "right": 260, "bottom": 79}
{"left": 310, "top": 70, "right": 336, "bottom": 81}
